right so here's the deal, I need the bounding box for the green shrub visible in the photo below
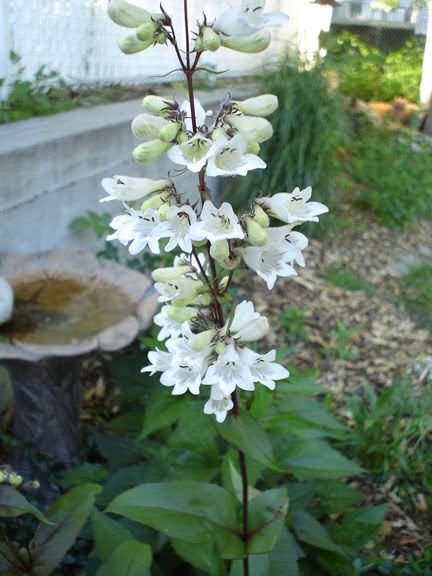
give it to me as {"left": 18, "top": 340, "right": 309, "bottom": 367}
{"left": 325, "top": 32, "right": 424, "bottom": 103}
{"left": 219, "top": 54, "right": 346, "bottom": 213}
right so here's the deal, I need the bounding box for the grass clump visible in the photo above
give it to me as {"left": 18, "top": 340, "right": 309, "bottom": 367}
{"left": 324, "top": 269, "right": 376, "bottom": 295}
{"left": 400, "top": 264, "right": 432, "bottom": 331}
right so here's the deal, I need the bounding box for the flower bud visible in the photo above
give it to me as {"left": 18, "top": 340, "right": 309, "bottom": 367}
{"left": 220, "top": 30, "right": 271, "bottom": 54}
{"left": 158, "top": 202, "right": 170, "bottom": 221}
{"left": 118, "top": 35, "right": 153, "bottom": 55}
{"left": 191, "top": 293, "right": 211, "bottom": 307}
{"left": 159, "top": 122, "right": 181, "bottom": 143}
{"left": 152, "top": 266, "right": 191, "bottom": 282}
{"left": 108, "top": 0, "right": 155, "bottom": 28}
{"left": 177, "top": 131, "right": 188, "bottom": 144}
{"left": 210, "top": 239, "right": 230, "bottom": 264}
{"left": 226, "top": 114, "right": 273, "bottom": 143}
{"left": 136, "top": 20, "right": 159, "bottom": 42}
{"left": 166, "top": 305, "right": 197, "bottom": 323}
{"left": 200, "top": 26, "right": 221, "bottom": 52}
{"left": 215, "top": 342, "right": 226, "bottom": 355}
{"left": 246, "top": 141, "right": 260, "bottom": 155}
{"left": 245, "top": 217, "right": 268, "bottom": 246}
{"left": 155, "top": 30, "right": 168, "bottom": 45}
{"left": 9, "top": 473, "right": 23, "bottom": 487}
{"left": 233, "top": 95, "right": 278, "bottom": 117}
{"left": 31, "top": 480, "right": 41, "bottom": 490}
{"left": 252, "top": 204, "right": 270, "bottom": 228}
{"left": 212, "top": 128, "right": 226, "bottom": 141}
{"left": 195, "top": 37, "right": 204, "bottom": 52}
{"left": 133, "top": 139, "right": 172, "bottom": 163}
{"left": 132, "top": 113, "right": 169, "bottom": 141}
{"left": 223, "top": 254, "right": 241, "bottom": 270}
{"left": 0, "top": 471, "right": 5, "bottom": 483}
{"left": 191, "top": 329, "right": 217, "bottom": 351}
{"left": 140, "top": 195, "right": 164, "bottom": 211}
{"left": 142, "top": 95, "right": 174, "bottom": 116}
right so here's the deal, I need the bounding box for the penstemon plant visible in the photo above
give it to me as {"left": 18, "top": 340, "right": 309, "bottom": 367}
{"left": 102, "top": 1, "right": 329, "bottom": 573}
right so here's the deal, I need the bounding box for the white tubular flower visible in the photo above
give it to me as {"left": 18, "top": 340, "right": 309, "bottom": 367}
{"left": 230, "top": 300, "right": 269, "bottom": 342}
{"left": 220, "top": 30, "right": 271, "bottom": 53}
{"left": 239, "top": 348, "right": 289, "bottom": 390}
{"left": 233, "top": 94, "right": 278, "bottom": 117}
{"left": 100, "top": 176, "right": 170, "bottom": 203}
{"left": 242, "top": 226, "right": 308, "bottom": 289}
{"left": 154, "top": 277, "right": 203, "bottom": 304}
{"left": 108, "top": 0, "right": 162, "bottom": 28}
{"left": 206, "top": 134, "right": 265, "bottom": 177}
{"left": 203, "top": 343, "right": 254, "bottom": 396}
{"left": 204, "top": 384, "right": 234, "bottom": 423}
{"left": 157, "top": 205, "right": 197, "bottom": 253}
{"left": 180, "top": 99, "right": 212, "bottom": 132}
{"left": 260, "top": 187, "right": 329, "bottom": 225}
{"left": 151, "top": 266, "right": 192, "bottom": 282}
{"left": 142, "top": 95, "right": 174, "bottom": 116}
{"left": 132, "top": 113, "right": 170, "bottom": 141}
{"left": 118, "top": 36, "right": 152, "bottom": 55}
{"left": 107, "top": 208, "right": 164, "bottom": 255}
{"left": 225, "top": 114, "right": 273, "bottom": 144}
{"left": 141, "top": 348, "right": 173, "bottom": 376}
{"left": 154, "top": 305, "right": 198, "bottom": 341}
{"left": 215, "top": 0, "right": 288, "bottom": 37}
{"left": 167, "top": 133, "right": 215, "bottom": 173}
{"left": 133, "top": 139, "right": 172, "bottom": 163}
{"left": 189, "top": 201, "right": 244, "bottom": 244}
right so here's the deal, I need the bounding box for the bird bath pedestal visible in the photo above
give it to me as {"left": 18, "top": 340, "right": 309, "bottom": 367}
{"left": 0, "top": 250, "right": 157, "bottom": 487}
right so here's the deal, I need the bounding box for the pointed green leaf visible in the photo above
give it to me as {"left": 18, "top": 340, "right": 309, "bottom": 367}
{"left": 0, "top": 486, "right": 49, "bottom": 524}
{"left": 140, "top": 386, "right": 187, "bottom": 438}
{"left": 61, "top": 463, "right": 108, "bottom": 487}
{"left": 292, "top": 511, "right": 344, "bottom": 555}
{"left": 96, "top": 540, "right": 152, "bottom": 576}
{"left": 172, "top": 540, "right": 227, "bottom": 576}
{"left": 247, "top": 488, "right": 288, "bottom": 554}
{"left": 92, "top": 509, "right": 134, "bottom": 562}
{"left": 106, "top": 481, "right": 244, "bottom": 559}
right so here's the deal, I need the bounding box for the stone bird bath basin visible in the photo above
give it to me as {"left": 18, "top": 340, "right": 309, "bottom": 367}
{"left": 0, "top": 249, "right": 157, "bottom": 485}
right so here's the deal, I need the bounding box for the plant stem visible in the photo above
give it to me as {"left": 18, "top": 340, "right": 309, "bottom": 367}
{"left": 239, "top": 450, "right": 250, "bottom": 576}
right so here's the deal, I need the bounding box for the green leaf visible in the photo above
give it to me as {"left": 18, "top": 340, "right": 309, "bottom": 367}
{"left": 172, "top": 540, "right": 227, "bottom": 576}
{"left": 250, "top": 385, "right": 273, "bottom": 419}
{"left": 94, "top": 432, "right": 142, "bottom": 467}
{"left": 61, "top": 463, "right": 108, "bottom": 487}
{"left": 96, "top": 540, "right": 152, "bottom": 576}
{"left": 30, "top": 483, "right": 102, "bottom": 576}
{"left": 140, "top": 386, "right": 187, "bottom": 438}
{"left": 106, "top": 481, "right": 244, "bottom": 559}
{"left": 286, "top": 482, "right": 316, "bottom": 513}
{"left": 292, "top": 511, "right": 344, "bottom": 555}
{"left": 247, "top": 489, "right": 288, "bottom": 554}
{"left": 0, "top": 486, "right": 49, "bottom": 524}
{"left": 92, "top": 509, "right": 134, "bottom": 562}
{"left": 279, "top": 439, "right": 362, "bottom": 480}
{"left": 97, "top": 463, "right": 166, "bottom": 507}
{"left": 315, "top": 480, "right": 362, "bottom": 514}
{"left": 327, "top": 504, "right": 388, "bottom": 553}
{"left": 216, "top": 410, "right": 281, "bottom": 472}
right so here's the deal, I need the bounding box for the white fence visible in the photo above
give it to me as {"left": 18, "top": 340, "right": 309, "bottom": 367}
{"left": 0, "top": 0, "right": 335, "bottom": 89}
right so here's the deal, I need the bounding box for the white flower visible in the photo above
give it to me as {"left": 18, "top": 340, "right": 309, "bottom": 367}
{"left": 206, "top": 133, "right": 266, "bottom": 177}
{"left": 233, "top": 94, "right": 278, "bottom": 117}
{"left": 107, "top": 208, "right": 164, "bottom": 255}
{"left": 167, "top": 133, "right": 215, "bottom": 173}
{"left": 204, "top": 384, "right": 234, "bottom": 423}
{"left": 156, "top": 205, "right": 197, "bottom": 253}
{"left": 230, "top": 300, "right": 269, "bottom": 342}
{"left": 108, "top": 0, "right": 162, "bottom": 28}
{"left": 180, "top": 99, "right": 212, "bottom": 132}
{"left": 242, "top": 226, "right": 308, "bottom": 289}
{"left": 154, "top": 305, "right": 197, "bottom": 341}
{"left": 225, "top": 114, "right": 273, "bottom": 144}
{"left": 203, "top": 343, "right": 254, "bottom": 396}
{"left": 261, "top": 187, "right": 329, "bottom": 225}
{"left": 239, "top": 348, "right": 289, "bottom": 390}
{"left": 132, "top": 113, "right": 169, "bottom": 141}
{"left": 141, "top": 348, "right": 173, "bottom": 376}
{"left": 215, "top": 0, "right": 288, "bottom": 38}
{"left": 100, "top": 176, "right": 170, "bottom": 203}
{"left": 154, "top": 277, "right": 203, "bottom": 304}
{"left": 189, "top": 201, "right": 245, "bottom": 244}
{"left": 220, "top": 30, "right": 271, "bottom": 53}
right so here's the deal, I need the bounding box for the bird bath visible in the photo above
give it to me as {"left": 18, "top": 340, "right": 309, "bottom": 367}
{"left": 0, "top": 249, "right": 157, "bottom": 486}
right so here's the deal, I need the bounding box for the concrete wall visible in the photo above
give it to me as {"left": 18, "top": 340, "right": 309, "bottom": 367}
{"left": 0, "top": 89, "right": 237, "bottom": 254}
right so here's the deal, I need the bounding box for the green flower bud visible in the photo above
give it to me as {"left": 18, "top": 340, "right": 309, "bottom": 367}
{"left": 136, "top": 20, "right": 159, "bottom": 42}
{"left": 223, "top": 254, "right": 241, "bottom": 270}
{"left": 214, "top": 342, "right": 226, "bottom": 355}
{"left": 155, "top": 30, "right": 168, "bottom": 45}
{"left": 159, "top": 122, "right": 181, "bottom": 142}
{"left": 252, "top": 204, "right": 270, "bottom": 228}
{"left": 195, "top": 36, "right": 204, "bottom": 52}
{"left": 201, "top": 26, "right": 221, "bottom": 52}
{"left": 191, "top": 329, "right": 217, "bottom": 351}
{"left": 142, "top": 95, "right": 174, "bottom": 115}
{"left": 0, "top": 471, "right": 5, "bottom": 483}
{"left": 246, "top": 141, "right": 260, "bottom": 155}
{"left": 177, "top": 131, "right": 188, "bottom": 144}
{"left": 166, "top": 306, "right": 197, "bottom": 323}
{"left": 192, "top": 293, "right": 211, "bottom": 307}
{"left": 226, "top": 114, "right": 273, "bottom": 143}
{"left": 212, "top": 127, "right": 226, "bottom": 141}
{"left": 140, "top": 195, "right": 163, "bottom": 211}
{"left": 158, "top": 202, "right": 170, "bottom": 221}
{"left": 133, "top": 139, "right": 172, "bottom": 163}
{"left": 152, "top": 266, "right": 191, "bottom": 282}
{"left": 210, "top": 239, "right": 230, "bottom": 264}
{"left": 233, "top": 94, "right": 278, "bottom": 117}
{"left": 132, "top": 113, "right": 169, "bottom": 141}
{"left": 118, "top": 35, "right": 153, "bottom": 55}
{"left": 31, "top": 480, "right": 41, "bottom": 490}
{"left": 245, "top": 217, "right": 268, "bottom": 246}
{"left": 10, "top": 473, "right": 23, "bottom": 487}
{"left": 220, "top": 30, "right": 271, "bottom": 54}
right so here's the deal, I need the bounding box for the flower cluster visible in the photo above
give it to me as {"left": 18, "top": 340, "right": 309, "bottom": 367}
{"left": 104, "top": 0, "right": 328, "bottom": 422}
